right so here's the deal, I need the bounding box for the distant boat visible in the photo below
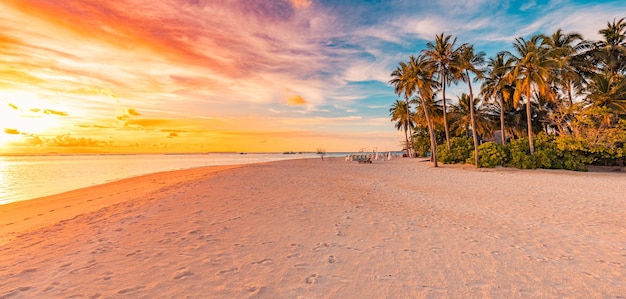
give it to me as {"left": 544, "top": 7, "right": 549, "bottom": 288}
{"left": 283, "top": 151, "right": 297, "bottom": 154}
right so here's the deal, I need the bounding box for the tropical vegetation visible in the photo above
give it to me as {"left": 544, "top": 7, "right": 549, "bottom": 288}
{"left": 389, "top": 17, "right": 626, "bottom": 171}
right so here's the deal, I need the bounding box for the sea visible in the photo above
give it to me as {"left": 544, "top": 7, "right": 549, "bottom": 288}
{"left": 0, "top": 152, "right": 338, "bottom": 205}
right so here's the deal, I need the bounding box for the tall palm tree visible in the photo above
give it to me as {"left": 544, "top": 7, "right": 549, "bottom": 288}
{"left": 457, "top": 44, "right": 485, "bottom": 166}
{"left": 481, "top": 53, "right": 515, "bottom": 144}
{"left": 504, "top": 35, "right": 557, "bottom": 155}
{"left": 389, "top": 99, "right": 415, "bottom": 157}
{"left": 592, "top": 17, "right": 626, "bottom": 76}
{"left": 407, "top": 54, "right": 441, "bottom": 166}
{"left": 545, "top": 29, "right": 587, "bottom": 107}
{"left": 423, "top": 33, "right": 461, "bottom": 151}
{"left": 390, "top": 61, "right": 416, "bottom": 157}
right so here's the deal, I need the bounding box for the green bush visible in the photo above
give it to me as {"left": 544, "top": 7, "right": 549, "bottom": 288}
{"left": 533, "top": 133, "right": 562, "bottom": 169}
{"left": 476, "top": 142, "right": 508, "bottom": 168}
{"left": 438, "top": 136, "right": 474, "bottom": 164}
{"left": 507, "top": 137, "right": 537, "bottom": 169}
{"left": 507, "top": 133, "right": 594, "bottom": 171}
{"left": 554, "top": 136, "right": 595, "bottom": 171}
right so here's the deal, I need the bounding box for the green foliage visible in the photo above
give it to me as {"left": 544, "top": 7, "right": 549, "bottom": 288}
{"left": 411, "top": 126, "right": 431, "bottom": 157}
{"left": 507, "top": 137, "right": 536, "bottom": 169}
{"left": 506, "top": 133, "right": 598, "bottom": 171}
{"left": 554, "top": 136, "right": 595, "bottom": 171}
{"left": 475, "top": 142, "right": 508, "bottom": 168}
{"left": 533, "top": 133, "right": 563, "bottom": 169}
{"left": 438, "top": 136, "right": 474, "bottom": 164}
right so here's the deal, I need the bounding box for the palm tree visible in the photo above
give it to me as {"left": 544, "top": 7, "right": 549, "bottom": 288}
{"left": 423, "top": 33, "right": 461, "bottom": 151}
{"left": 407, "top": 54, "right": 441, "bottom": 166}
{"left": 586, "top": 72, "right": 626, "bottom": 114}
{"left": 481, "top": 53, "right": 515, "bottom": 144}
{"left": 450, "top": 93, "right": 493, "bottom": 137}
{"left": 412, "top": 95, "right": 444, "bottom": 130}
{"left": 389, "top": 99, "right": 415, "bottom": 157}
{"left": 457, "top": 44, "right": 485, "bottom": 166}
{"left": 545, "top": 29, "right": 587, "bottom": 107}
{"left": 504, "top": 35, "right": 557, "bottom": 155}
{"left": 592, "top": 18, "right": 626, "bottom": 76}
{"left": 390, "top": 61, "right": 416, "bottom": 157}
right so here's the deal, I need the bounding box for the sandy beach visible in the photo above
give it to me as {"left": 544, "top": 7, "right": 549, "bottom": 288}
{"left": 1, "top": 157, "right": 625, "bottom": 298}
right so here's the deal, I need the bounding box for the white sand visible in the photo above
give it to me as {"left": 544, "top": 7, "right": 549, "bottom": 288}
{"left": 1, "top": 158, "right": 625, "bottom": 298}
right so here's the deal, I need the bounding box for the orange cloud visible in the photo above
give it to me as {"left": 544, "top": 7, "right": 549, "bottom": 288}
{"left": 43, "top": 109, "right": 68, "bottom": 116}
{"left": 286, "top": 95, "right": 308, "bottom": 106}
{"left": 27, "top": 107, "right": 68, "bottom": 116}
{"left": 49, "top": 134, "right": 104, "bottom": 147}
{"left": 4, "top": 128, "right": 20, "bottom": 134}
{"left": 116, "top": 108, "right": 140, "bottom": 121}
{"left": 126, "top": 118, "right": 173, "bottom": 128}
{"left": 166, "top": 132, "right": 178, "bottom": 138}
{"left": 127, "top": 108, "right": 140, "bottom": 116}
{"left": 289, "top": 0, "right": 312, "bottom": 8}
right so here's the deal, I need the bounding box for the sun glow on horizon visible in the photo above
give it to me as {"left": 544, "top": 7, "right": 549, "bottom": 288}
{"left": 2, "top": 0, "right": 623, "bottom": 154}
{"left": 0, "top": 91, "right": 65, "bottom": 146}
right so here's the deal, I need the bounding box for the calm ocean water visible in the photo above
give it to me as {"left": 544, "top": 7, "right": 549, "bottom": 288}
{"left": 0, "top": 153, "right": 327, "bottom": 205}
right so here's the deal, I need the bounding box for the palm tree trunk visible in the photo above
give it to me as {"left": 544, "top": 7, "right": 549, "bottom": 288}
{"left": 499, "top": 95, "right": 506, "bottom": 145}
{"left": 417, "top": 92, "right": 438, "bottom": 167}
{"left": 526, "top": 87, "right": 535, "bottom": 156}
{"left": 424, "top": 108, "right": 438, "bottom": 167}
{"left": 404, "top": 123, "right": 410, "bottom": 157}
{"left": 442, "top": 75, "right": 451, "bottom": 151}
{"left": 404, "top": 98, "right": 413, "bottom": 157}
{"left": 467, "top": 71, "right": 480, "bottom": 167}
{"left": 566, "top": 81, "right": 574, "bottom": 108}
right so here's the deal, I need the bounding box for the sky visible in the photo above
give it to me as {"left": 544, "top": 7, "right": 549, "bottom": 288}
{"left": 1, "top": 0, "right": 625, "bottom": 154}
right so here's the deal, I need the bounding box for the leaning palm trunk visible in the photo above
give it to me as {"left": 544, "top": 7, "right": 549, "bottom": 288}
{"left": 423, "top": 106, "right": 438, "bottom": 166}
{"left": 417, "top": 93, "right": 438, "bottom": 167}
{"left": 466, "top": 70, "right": 480, "bottom": 167}
{"left": 500, "top": 96, "right": 506, "bottom": 145}
{"left": 403, "top": 123, "right": 410, "bottom": 157}
{"left": 526, "top": 86, "right": 535, "bottom": 155}
{"left": 404, "top": 97, "right": 414, "bottom": 157}
{"left": 441, "top": 75, "right": 451, "bottom": 151}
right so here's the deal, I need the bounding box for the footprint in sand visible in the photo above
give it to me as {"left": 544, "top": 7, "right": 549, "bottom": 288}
{"left": 173, "top": 271, "right": 195, "bottom": 280}
{"left": 305, "top": 274, "right": 318, "bottom": 284}
{"left": 216, "top": 267, "right": 238, "bottom": 275}
{"left": 287, "top": 253, "right": 302, "bottom": 258}
{"left": 251, "top": 259, "right": 273, "bottom": 266}
{"left": 117, "top": 286, "right": 145, "bottom": 294}
{"left": 376, "top": 274, "right": 393, "bottom": 280}
{"left": 328, "top": 255, "right": 337, "bottom": 263}
{"left": 294, "top": 263, "right": 310, "bottom": 269}
{"left": 246, "top": 285, "right": 266, "bottom": 295}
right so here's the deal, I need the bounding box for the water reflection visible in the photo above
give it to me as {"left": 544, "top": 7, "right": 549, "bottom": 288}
{"left": 0, "top": 153, "right": 322, "bottom": 205}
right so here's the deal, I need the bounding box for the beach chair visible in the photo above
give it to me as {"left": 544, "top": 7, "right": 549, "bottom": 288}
{"left": 355, "top": 155, "right": 372, "bottom": 164}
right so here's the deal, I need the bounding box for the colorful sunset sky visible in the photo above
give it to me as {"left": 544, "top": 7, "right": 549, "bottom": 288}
{"left": 1, "top": 0, "right": 625, "bottom": 154}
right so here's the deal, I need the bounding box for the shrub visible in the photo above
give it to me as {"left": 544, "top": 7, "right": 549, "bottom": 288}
{"left": 438, "top": 136, "right": 474, "bottom": 164}
{"left": 554, "top": 136, "right": 595, "bottom": 171}
{"left": 533, "top": 133, "right": 561, "bottom": 169}
{"left": 507, "top": 137, "right": 536, "bottom": 169}
{"left": 476, "top": 142, "right": 508, "bottom": 168}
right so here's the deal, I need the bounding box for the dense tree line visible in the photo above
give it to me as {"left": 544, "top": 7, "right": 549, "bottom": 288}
{"left": 390, "top": 18, "right": 626, "bottom": 170}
